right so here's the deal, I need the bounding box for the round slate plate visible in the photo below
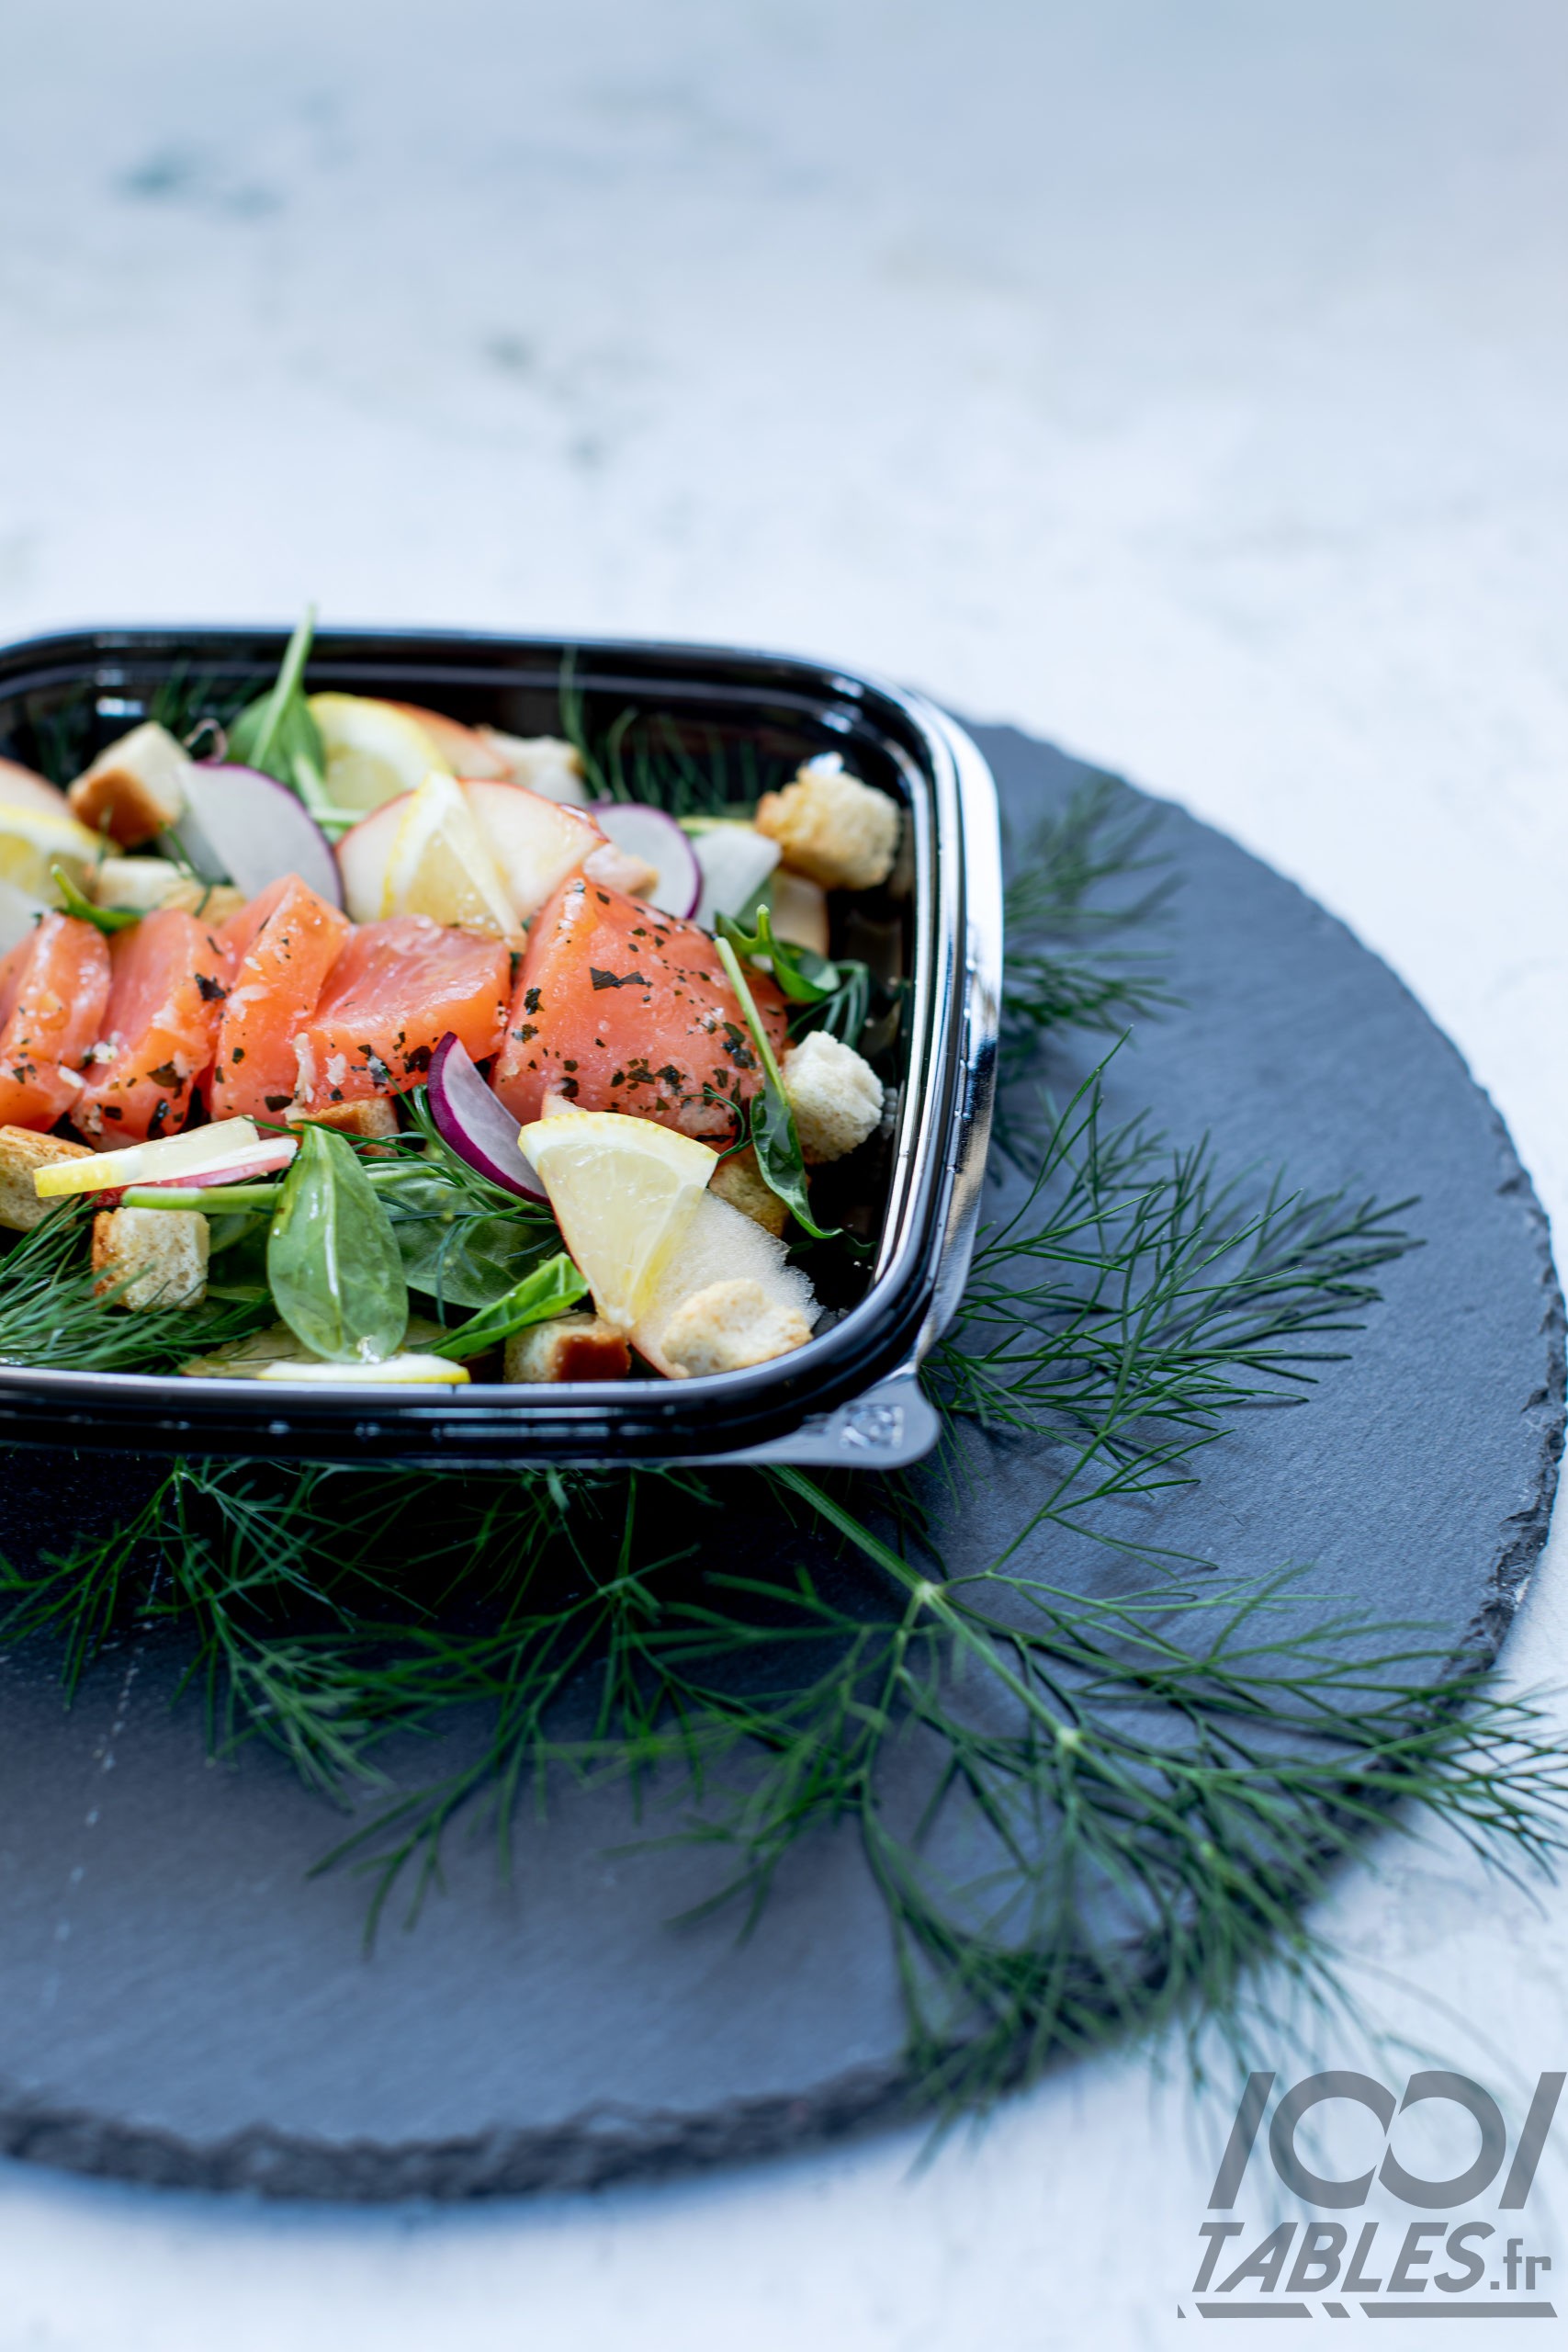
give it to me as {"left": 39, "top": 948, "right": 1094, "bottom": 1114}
{"left": 0, "top": 727, "right": 1559, "bottom": 2199}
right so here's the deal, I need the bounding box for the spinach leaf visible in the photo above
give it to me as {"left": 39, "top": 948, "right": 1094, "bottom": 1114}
{"left": 224, "top": 606, "right": 339, "bottom": 826}
{"left": 428, "top": 1253, "right": 588, "bottom": 1360}
{"left": 378, "top": 1166, "right": 557, "bottom": 1311}
{"left": 715, "top": 936, "right": 840, "bottom": 1242}
{"left": 266, "top": 1125, "right": 408, "bottom": 1362}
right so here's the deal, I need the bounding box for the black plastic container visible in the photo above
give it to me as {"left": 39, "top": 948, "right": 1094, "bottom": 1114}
{"left": 0, "top": 628, "right": 1000, "bottom": 1468}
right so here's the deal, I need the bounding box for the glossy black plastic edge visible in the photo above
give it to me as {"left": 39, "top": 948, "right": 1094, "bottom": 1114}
{"left": 0, "top": 627, "right": 993, "bottom": 1464}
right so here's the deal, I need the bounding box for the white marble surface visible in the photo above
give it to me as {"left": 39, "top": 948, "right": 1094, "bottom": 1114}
{"left": 3, "top": 2, "right": 1567, "bottom": 2343}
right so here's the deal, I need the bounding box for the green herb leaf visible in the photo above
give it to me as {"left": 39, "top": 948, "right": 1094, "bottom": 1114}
{"left": 429, "top": 1252, "right": 588, "bottom": 1359}
{"left": 224, "top": 606, "right": 336, "bottom": 823}
{"left": 715, "top": 935, "right": 840, "bottom": 1241}
{"left": 266, "top": 1125, "right": 408, "bottom": 1363}
{"left": 50, "top": 862, "right": 140, "bottom": 935}
{"left": 717, "top": 907, "right": 872, "bottom": 1044}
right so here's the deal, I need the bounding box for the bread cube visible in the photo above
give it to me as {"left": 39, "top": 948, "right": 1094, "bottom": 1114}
{"left": 67, "top": 723, "right": 193, "bottom": 849}
{"left": 0, "top": 1125, "right": 94, "bottom": 1232}
{"left": 91, "top": 1206, "right": 209, "bottom": 1309}
{"left": 474, "top": 731, "right": 589, "bottom": 806}
{"left": 503, "top": 1312, "right": 632, "bottom": 1384}
{"left": 287, "top": 1096, "right": 401, "bottom": 1140}
{"left": 710, "top": 1143, "right": 788, "bottom": 1238}
{"left": 659, "top": 1278, "right": 813, "bottom": 1377}
{"left": 754, "top": 754, "right": 899, "bottom": 891}
{"left": 781, "top": 1030, "right": 885, "bottom": 1163}
{"left": 770, "top": 869, "right": 829, "bottom": 956}
{"left": 94, "top": 857, "right": 244, "bottom": 926}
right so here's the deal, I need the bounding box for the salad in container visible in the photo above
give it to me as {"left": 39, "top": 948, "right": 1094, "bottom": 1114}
{"left": 0, "top": 619, "right": 999, "bottom": 1467}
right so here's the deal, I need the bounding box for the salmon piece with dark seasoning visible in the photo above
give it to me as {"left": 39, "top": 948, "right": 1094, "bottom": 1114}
{"left": 0, "top": 913, "right": 112, "bottom": 1130}
{"left": 72, "top": 909, "right": 233, "bottom": 1145}
{"left": 210, "top": 873, "right": 351, "bottom": 1123}
{"left": 490, "top": 876, "right": 788, "bottom": 1138}
{"left": 296, "top": 915, "right": 511, "bottom": 1112}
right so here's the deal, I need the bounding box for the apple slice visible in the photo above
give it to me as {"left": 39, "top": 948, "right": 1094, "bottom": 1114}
{"left": 384, "top": 703, "right": 513, "bottom": 780}
{"left": 340, "top": 782, "right": 607, "bottom": 927}
{"left": 0, "top": 756, "right": 76, "bottom": 822}
{"left": 463, "top": 781, "right": 604, "bottom": 924}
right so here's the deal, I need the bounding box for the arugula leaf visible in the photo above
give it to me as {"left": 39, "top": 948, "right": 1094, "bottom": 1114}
{"left": 49, "top": 862, "right": 140, "bottom": 935}
{"left": 715, "top": 936, "right": 840, "bottom": 1242}
{"left": 428, "top": 1253, "right": 588, "bottom": 1359}
{"left": 224, "top": 606, "right": 340, "bottom": 826}
{"left": 266, "top": 1125, "right": 408, "bottom": 1363}
{"left": 716, "top": 907, "right": 871, "bottom": 1044}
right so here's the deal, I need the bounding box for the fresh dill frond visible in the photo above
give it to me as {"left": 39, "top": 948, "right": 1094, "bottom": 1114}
{"left": 0, "top": 741, "right": 1552, "bottom": 2130}
{"left": 0, "top": 1208, "right": 270, "bottom": 1373}
{"left": 1000, "top": 775, "right": 1179, "bottom": 1091}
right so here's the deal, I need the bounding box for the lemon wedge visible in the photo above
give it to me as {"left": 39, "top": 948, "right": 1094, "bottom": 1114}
{"left": 381, "top": 772, "right": 518, "bottom": 933}
{"left": 308, "top": 694, "right": 454, "bottom": 814}
{"left": 519, "top": 1114, "right": 717, "bottom": 1331}
{"left": 0, "top": 800, "right": 101, "bottom": 899}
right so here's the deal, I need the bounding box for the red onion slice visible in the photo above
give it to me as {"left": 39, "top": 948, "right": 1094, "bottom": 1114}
{"left": 589, "top": 802, "right": 701, "bottom": 919}
{"left": 183, "top": 763, "right": 344, "bottom": 907}
{"left": 428, "top": 1032, "right": 546, "bottom": 1200}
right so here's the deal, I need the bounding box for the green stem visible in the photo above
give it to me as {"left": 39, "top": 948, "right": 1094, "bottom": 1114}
{"left": 716, "top": 935, "right": 789, "bottom": 1097}
{"left": 250, "top": 605, "right": 315, "bottom": 776}
{"left": 119, "top": 1184, "right": 282, "bottom": 1212}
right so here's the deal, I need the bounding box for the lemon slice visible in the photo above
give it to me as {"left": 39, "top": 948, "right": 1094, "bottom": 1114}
{"left": 0, "top": 800, "right": 101, "bottom": 899}
{"left": 34, "top": 1118, "right": 264, "bottom": 1199}
{"left": 308, "top": 694, "right": 454, "bottom": 814}
{"left": 255, "top": 1354, "right": 470, "bottom": 1385}
{"left": 519, "top": 1114, "right": 717, "bottom": 1331}
{"left": 382, "top": 772, "right": 518, "bottom": 933}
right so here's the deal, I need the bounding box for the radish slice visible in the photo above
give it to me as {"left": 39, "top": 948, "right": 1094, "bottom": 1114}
{"left": 175, "top": 763, "right": 344, "bottom": 908}
{"left": 428, "top": 1032, "right": 546, "bottom": 1200}
{"left": 690, "top": 825, "right": 781, "bottom": 931}
{"left": 588, "top": 802, "right": 701, "bottom": 919}
{"left": 34, "top": 1116, "right": 270, "bottom": 1199}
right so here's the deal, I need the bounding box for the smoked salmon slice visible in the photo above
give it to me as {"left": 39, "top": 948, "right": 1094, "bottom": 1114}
{"left": 491, "top": 876, "right": 788, "bottom": 1138}
{"left": 0, "top": 913, "right": 112, "bottom": 1130}
{"left": 296, "top": 915, "right": 510, "bottom": 1112}
{"left": 72, "top": 909, "right": 232, "bottom": 1145}
{"left": 210, "top": 873, "right": 351, "bottom": 1123}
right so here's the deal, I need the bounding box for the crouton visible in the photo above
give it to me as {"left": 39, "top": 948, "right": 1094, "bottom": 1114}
{"left": 0, "top": 1125, "right": 94, "bottom": 1232}
{"left": 710, "top": 1143, "right": 788, "bottom": 1238}
{"left": 770, "top": 869, "right": 829, "bottom": 956}
{"left": 91, "top": 1205, "right": 209, "bottom": 1309}
{"left": 92, "top": 858, "right": 244, "bottom": 926}
{"left": 474, "top": 731, "right": 590, "bottom": 806}
{"left": 286, "top": 1095, "right": 401, "bottom": 1141}
{"left": 633, "top": 1192, "right": 816, "bottom": 1377}
{"left": 67, "top": 723, "right": 193, "bottom": 849}
{"left": 659, "top": 1278, "right": 813, "bottom": 1377}
{"left": 503, "top": 1311, "right": 632, "bottom": 1384}
{"left": 781, "top": 1030, "right": 884, "bottom": 1163}
{"left": 753, "top": 754, "right": 900, "bottom": 892}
